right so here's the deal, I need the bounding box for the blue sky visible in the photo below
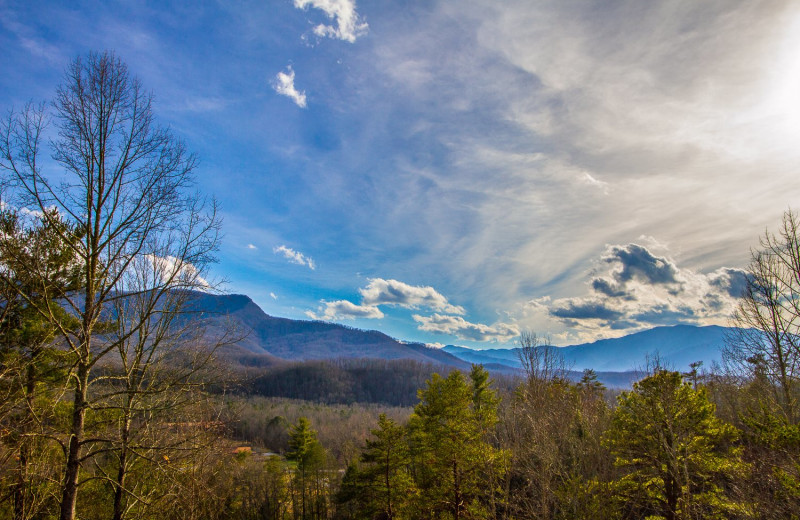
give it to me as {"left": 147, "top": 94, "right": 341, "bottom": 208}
{"left": 2, "top": 0, "right": 800, "bottom": 348}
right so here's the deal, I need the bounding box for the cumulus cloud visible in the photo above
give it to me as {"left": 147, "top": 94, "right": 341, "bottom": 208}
{"left": 534, "top": 242, "right": 747, "bottom": 338}
{"left": 140, "top": 254, "right": 210, "bottom": 290}
{"left": 305, "top": 278, "right": 463, "bottom": 320}
{"left": 413, "top": 313, "right": 519, "bottom": 342}
{"left": 304, "top": 278, "right": 511, "bottom": 342}
{"left": 707, "top": 267, "right": 750, "bottom": 298}
{"left": 294, "top": 0, "right": 368, "bottom": 43}
{"left": 306, "top": 300, "right": 384, "bottom": 320}
{"left": 247, "top": 244, "right": 258, "bottom": 250}
{"left": 274, "top": 245, "right": 315, "bottom": 269}
{"left": 550, "top": 299, "right": 624, "bottom": 321}
{"left": 273, "top": 66, "right": 307, "bottom": 108}
{"left": 604, "top": 244, "right": 680, "bottom": 286}
{"left": 359, "top": 278, "right": 465, "bottom": 314}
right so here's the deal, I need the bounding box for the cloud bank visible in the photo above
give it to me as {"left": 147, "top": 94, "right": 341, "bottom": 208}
{"left": 359, "top": 278, "right": 465, "bottom": 314}
{"left": 527, "top": 242, "right": 749, "bottom": 342}
{"left": 413, "top": 313, "right": 519, "bottom": 342}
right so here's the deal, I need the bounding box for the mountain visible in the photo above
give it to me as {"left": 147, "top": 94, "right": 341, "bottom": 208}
{"left": 185, "top": 292, "right": 468, "bottom": 368}
{"left": 180, "top": 292, "right": 730, "bottom": 381}
{"left": 443, "top": 324, "right": 730, "bottom": 373}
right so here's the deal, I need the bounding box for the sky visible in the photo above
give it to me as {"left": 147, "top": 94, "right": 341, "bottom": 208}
{"left": 2, "top": 0, "right": 800, "bottom": 348}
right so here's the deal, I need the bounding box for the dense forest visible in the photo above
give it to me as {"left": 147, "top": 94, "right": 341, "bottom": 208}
{"left": 1, "top": 51, "right": 799, "bottom": 519}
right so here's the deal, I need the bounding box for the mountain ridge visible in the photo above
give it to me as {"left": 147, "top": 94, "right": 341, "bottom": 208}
{"left": 184, "top": 292, "right": 732, "bottom": 375}
{"left": 443, "top": 324, "right": 730, "bottom": 372}
{"left": 186, "top": 292, "right": 469, "bottom": 368}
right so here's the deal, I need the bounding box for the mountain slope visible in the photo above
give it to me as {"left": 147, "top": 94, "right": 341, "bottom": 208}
{"left": 443, "top": 325, "right": 730, "bottom": 372}
{"left": 186, "top": 292, "right": 468, "bottom": 367}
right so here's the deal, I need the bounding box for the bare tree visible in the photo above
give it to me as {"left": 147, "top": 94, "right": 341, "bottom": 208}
{"left": 517, "top": 331, "right": 569, "bottom": 384}
{"left": 723, "top": 209, "right": 800, "bottom": 422}
{"left": 0, "top": 51, "right": 221, "bottom": 520}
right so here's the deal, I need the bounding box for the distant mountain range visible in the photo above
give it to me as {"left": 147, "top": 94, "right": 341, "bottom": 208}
{"left": 443, "top": 324, "right": 729, "bottom": 373}
{"left": 186, "top": 292, "right": 732, "bottom": 379}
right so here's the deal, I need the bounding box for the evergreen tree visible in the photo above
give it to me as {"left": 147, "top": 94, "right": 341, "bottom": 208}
{"left": 362, "top": 414, "right": 415, "bottom": 519}
{"left": 604, "top": 370, "right": 749, "bottom": 520}
{"left": 0, "top": 208, "right": 82, "bottom": 520}
{"left": 577, "top": 368, "right": 606, "bottom": 396}
{"left": 287, "top": 417, "right": 327, "bottom": 520}
{"left": 409, "top": 369, "right": 505, "bottom": 520}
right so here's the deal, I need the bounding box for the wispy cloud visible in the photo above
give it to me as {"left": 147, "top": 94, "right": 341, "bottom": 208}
{"left": 293, "top": 0, "right": 368, "bottom": 43}
{"left": 413, "top": 313, "right": 519, "bottom": 342}
{"left": 273, "top": 66, "right": 307, "bottom": 108}
{"left": 274, "top": 245, "right": 315, "bottom": 269}
{"left": 247, "top": 244, "right": 258, "bottom": 250}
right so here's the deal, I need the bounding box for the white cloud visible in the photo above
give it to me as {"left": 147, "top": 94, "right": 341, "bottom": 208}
{"left": 19, "top": 207, "right": 45, "bottom": 219}
{"left": 273, "top": 66, "right": 307, "bottom": 108}
{"left": 360, "top": 1, "right": 800, "bottom": 333}
{"left": 140, "top": 254, "right": 210, "bottom": 291}
{"left": 306, "top": 300, "right": 384, "bottom": 320}
{"left": 413, "top": 313, "right": 519, "bottom": 342}
{"left": 304, "top": 278, "right": 509, "bottom": 344}
{"left": 270, "top": 292, "right": 278, "bottom": 300}
{"left": 294, "top": 0, "right": 368, "bottom": 43}
{"left": 359, "top": 278, "right": 465, "bottom": 314}
{"left": 247, "top": 244, "right": 258, "bottom": 250}
{"left": 527, "top": 242, "right": 749, "bottom": 340}
{"left": 274, "top": 245, "right": 315, "bottom": 270}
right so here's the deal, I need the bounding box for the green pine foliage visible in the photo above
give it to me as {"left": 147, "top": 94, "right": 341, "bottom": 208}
{"left": 604, "top": 370, "right": 750, "bottom": 520}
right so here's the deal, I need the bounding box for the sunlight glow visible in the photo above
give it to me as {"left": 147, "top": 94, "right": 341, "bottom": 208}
{"left": 758, "top": 13, "right": 800, "bottom": 146}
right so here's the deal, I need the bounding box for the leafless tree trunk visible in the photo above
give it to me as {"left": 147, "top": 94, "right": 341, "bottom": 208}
{"left": 724, "top": 210, "right": 800, "bottom": 422}
{"left": 0, "top": 51, "right": 221, "bottom": 520}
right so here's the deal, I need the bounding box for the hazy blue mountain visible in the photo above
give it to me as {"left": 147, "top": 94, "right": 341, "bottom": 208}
{"left": 184, "top": 292, "right": 469, "bottom": 368}
{"left": 180, "top": 292, "right": 730, "bottom": 380}
{"left": 443, "top": 325, "right": 730, "bottom": 373}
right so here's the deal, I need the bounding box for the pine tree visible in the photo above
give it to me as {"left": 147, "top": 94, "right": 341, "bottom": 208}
{"left": 360, "top": 414, "right": 415, "bottom": 519}
{"left": 604, "top": 370, "right": 749, "bottom": 520}
{"left": 409, "top": 369, "right": 506, "bottom": 520}
{"left": 287, "top": 417, "right": 327, "bottom": 520}
{"left": 0, "top": 208, "right": 82, "bottom": 520}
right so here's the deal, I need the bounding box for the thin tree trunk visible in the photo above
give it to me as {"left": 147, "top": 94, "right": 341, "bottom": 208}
{"left": 13, "top": 358, "right": 37, "bottom": 520}
{"left": 112, "top": 411, "right": 132, "bottom": 520}
{"left": 59, "top": 362, "right": 89, "bottom": 520}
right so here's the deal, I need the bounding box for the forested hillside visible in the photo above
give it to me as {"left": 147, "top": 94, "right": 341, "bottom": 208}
{"left": 190, "top": 292, "right": 468, "bottom": 367}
